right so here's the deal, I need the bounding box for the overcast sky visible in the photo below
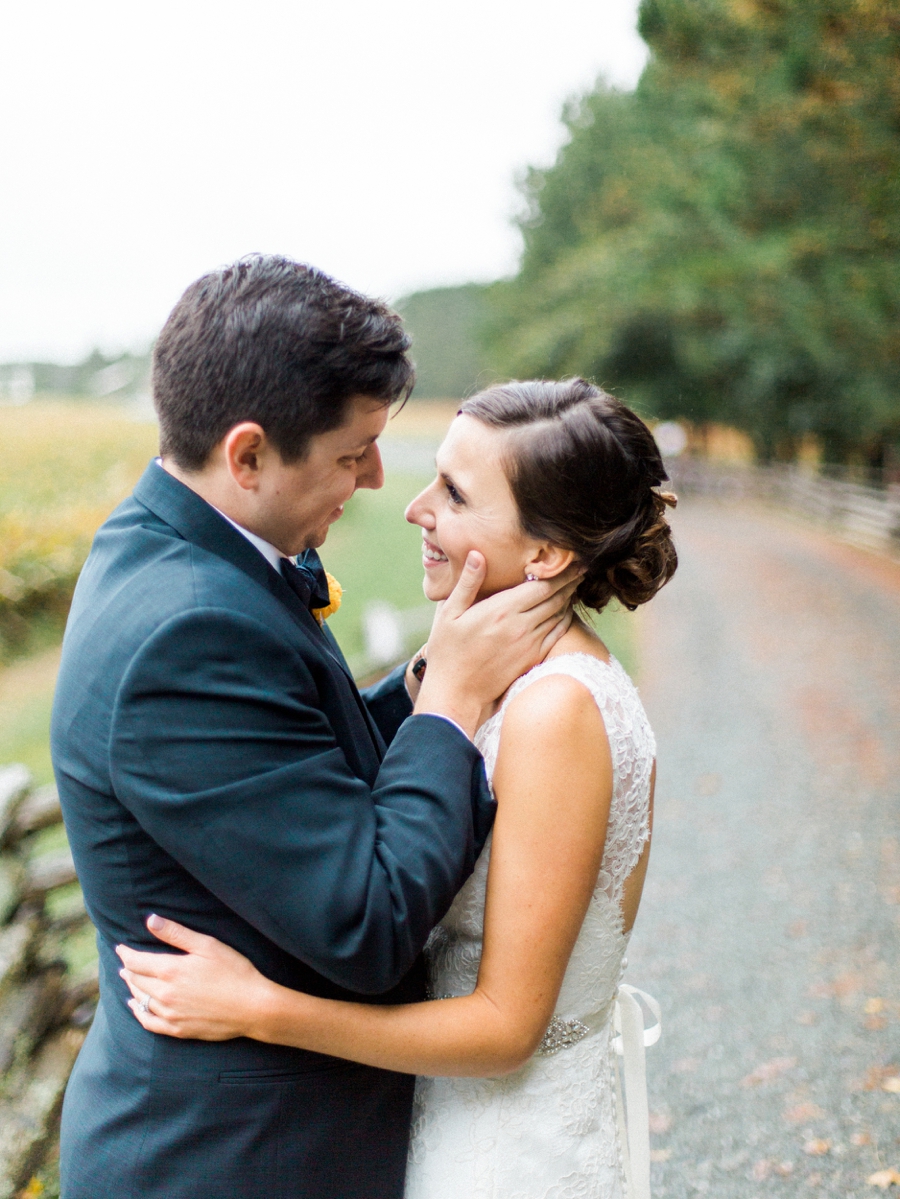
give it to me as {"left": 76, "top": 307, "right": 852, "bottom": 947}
{"left": 0, "top": 0, "right": 646, "bottom": 362}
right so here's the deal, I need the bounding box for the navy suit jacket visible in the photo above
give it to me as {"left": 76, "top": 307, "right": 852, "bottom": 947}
{"left": 51, "top": 462, "right": 494, "bottom": 1199}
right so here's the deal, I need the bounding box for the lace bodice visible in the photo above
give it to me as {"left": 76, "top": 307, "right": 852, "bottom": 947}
{"left": 406, "top": 653, "right": 656, "bottom": 1199}
{"left": 426, "top": 653, "right": 654, "bottom": 1019}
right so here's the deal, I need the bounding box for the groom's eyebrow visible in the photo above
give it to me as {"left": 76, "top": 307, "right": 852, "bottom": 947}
{"left": 344, "top": 434, "right": 379, "bottom": 454}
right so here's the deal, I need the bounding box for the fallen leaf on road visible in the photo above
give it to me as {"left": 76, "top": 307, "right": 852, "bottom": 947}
{"left": 649, "top": 1112, "right": 672, "bottom": 1134}
{"left": 752, "top": 1159, "right": 772, "bottom": 1181}
{"left": 810, "top": 971, "right": 865, "bottom": 1001}
{"left": 868, "top": 1169, "right": 900, "bottom": 1188}
{"left": 866, "top": 998, "right": 887, "bottom": 1014}
{"left": 866, "top": 1016, "right": 889, "bottom": 1031}
{"left": 853, "top": 1132, "right": 873, "bottom": 1146}
{"left": 855, "top": 1065, "right": 899, "bottom": 1092}
{"left": 783, "top": 1101, "right": 826, "bottom": 1123}
{"left": 774, "top": 1161, "right": 794, "bottom": 1176}
{"left": 649, "top": 1149, "right": 671, "bottom": 1163}
{"left": 883, "top": 1077, "right": 900, "bottom": 1093}
{"left": 741, "top": 1056, "right": 797, "bottom": 1087}
{"left": 831, "top": 972, "right": 864, "bottom": 998}
{"left": 803, "top": 1139, "right": 831, "bottom": 1156}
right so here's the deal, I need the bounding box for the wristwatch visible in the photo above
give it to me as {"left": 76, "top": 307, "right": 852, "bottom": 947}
{"left": 411, "top": 655, "right": 427, "bottom": 683}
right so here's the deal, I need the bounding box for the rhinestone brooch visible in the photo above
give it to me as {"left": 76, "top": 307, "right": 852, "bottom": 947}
{"left": 536, "top": 1015, "right": 591, "bottom": 1056}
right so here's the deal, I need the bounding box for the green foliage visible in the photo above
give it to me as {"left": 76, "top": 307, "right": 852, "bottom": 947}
{"left": 488, "top": 0, "right": 900, "bottom": 465}
{"left": 0, "top": 402, "right": 158, "bottom": 662}
{"left": 23, "top": 1159, "right": 61, "bottom": 1199}
{"left": 398, "top": 285, "right": 495, "bottom": 399}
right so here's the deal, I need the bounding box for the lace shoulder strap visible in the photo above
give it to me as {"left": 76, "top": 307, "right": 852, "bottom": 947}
{"left": 500, "top": 651, "right": 620, "bottom": 708}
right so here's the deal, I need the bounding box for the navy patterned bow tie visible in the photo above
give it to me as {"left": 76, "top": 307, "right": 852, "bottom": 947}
{"left": 279, "top": 549, "right": 331, "bottom": 613}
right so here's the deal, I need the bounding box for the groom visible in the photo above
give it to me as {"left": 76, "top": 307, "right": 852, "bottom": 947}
{"left": 52, "top": 255, "right": 573, "bottom": 1199}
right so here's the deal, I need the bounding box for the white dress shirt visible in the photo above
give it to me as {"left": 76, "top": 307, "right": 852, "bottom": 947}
{"left": 211, "top": 506, "right": 287, "bottom": 573}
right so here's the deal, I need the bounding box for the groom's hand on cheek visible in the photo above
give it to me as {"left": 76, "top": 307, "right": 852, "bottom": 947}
{"left": 414, "top": 553, "right": 580, "bottom": 738}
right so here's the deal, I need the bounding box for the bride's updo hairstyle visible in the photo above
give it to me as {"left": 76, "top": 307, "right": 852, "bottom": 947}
{"left": 459, "top": 378, "right": 677, "bottom": 612}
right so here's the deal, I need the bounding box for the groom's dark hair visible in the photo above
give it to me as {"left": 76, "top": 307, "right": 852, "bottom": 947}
{"left": 153, "top": 255, "right": 415, "bottom": 469}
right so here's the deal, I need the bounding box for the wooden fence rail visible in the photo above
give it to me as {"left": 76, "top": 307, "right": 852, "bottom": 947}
{"left": 0, "top": 766, "right": 97, "bottom": 1198}
{"left": 665, "top": 458, "right": 900, "bottom": 557}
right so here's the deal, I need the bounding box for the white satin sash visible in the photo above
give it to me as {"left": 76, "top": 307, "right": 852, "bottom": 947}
{"left": 611, "top": 985, "right": 662, "bottom": 1199}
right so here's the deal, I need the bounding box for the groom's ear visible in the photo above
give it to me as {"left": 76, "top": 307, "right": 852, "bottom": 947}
{"left": 223, "top": 423, "right": 269, "bottom": 490}
{"left": 524, "top": 544, "right": 577, "bottom": 581}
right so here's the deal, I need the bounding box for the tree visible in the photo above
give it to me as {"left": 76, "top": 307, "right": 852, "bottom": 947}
{"left": 397, "top": 284, "right": 494, "bottom": 399}
{"left": 488, "top": 0, "right": 900, "bottom": 465}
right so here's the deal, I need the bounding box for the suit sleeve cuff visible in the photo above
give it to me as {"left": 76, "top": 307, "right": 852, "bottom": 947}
{"left": 424, "top": 713, "right": 472, "bottom": 743}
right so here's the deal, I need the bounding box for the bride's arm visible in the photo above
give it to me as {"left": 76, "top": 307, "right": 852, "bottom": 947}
{"left": 118, "top": 675, "right": 614, "bottom": 1077}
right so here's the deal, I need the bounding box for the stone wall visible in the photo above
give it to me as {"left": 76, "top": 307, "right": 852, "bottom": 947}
{"left": 0, "top": 766, "right": 97, "bottom": 1197}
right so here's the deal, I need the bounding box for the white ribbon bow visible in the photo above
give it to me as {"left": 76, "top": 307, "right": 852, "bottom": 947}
{"left": 612, "top": 984, "right": 662, "bottom": 1199}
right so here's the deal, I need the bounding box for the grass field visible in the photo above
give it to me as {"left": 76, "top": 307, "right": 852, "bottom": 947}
{"left": 0, "top": 646, "right": 61, "bottom": 782}
{"left": 0, "top": 398, "right": 637, "bottom": 776}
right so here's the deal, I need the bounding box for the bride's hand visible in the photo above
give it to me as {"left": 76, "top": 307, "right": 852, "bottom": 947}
{"left": 116, "top": 914, "right": 275, "bottom": 1041}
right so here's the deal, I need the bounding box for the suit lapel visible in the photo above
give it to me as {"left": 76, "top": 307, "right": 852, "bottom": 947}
{"left": 132, "top": 462, "right": 386, "bottom": 758}
{"left": 281, "top": 597, "right": 386, "bottom": 757}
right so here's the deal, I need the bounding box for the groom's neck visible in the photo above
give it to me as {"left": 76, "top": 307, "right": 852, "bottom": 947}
{"left": 161, "top": 456, "right": 236, "bottom": 519}
{"left": 160, "top": 457, "right": 295, "bottom": 555}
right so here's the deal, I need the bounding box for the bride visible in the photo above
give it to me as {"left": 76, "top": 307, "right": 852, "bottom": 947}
{"left": 117, "top": 378, "right": 677, "bottom": 1199}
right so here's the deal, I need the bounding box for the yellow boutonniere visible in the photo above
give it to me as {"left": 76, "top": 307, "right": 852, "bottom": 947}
{"left": 312, "top": 572, "right": 342, "bottom": 625}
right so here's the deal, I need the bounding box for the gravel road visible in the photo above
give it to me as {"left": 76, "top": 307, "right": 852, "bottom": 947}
{"left": 627, "top": 498, "right": 900, "bottom": 1198}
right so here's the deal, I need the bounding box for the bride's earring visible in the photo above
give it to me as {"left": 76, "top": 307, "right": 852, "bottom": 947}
{"left": 525, "top": 572, "right": 538, "bottom": 582}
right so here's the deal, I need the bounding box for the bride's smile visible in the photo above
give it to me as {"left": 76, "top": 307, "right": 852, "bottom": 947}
{"left": 420, "top": 535, "right": 448, "bottom": 568}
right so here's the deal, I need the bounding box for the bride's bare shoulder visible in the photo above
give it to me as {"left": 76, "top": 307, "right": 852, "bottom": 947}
{"left": 490, "top": 673, "right": 613, "bottom": 827}
{"left": 496, "top": 669, "right": 611, "bottom": 773}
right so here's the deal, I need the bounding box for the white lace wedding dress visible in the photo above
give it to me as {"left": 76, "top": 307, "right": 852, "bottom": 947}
{"left": 405, "top": 653, "right": 656, "bottom": 1199}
